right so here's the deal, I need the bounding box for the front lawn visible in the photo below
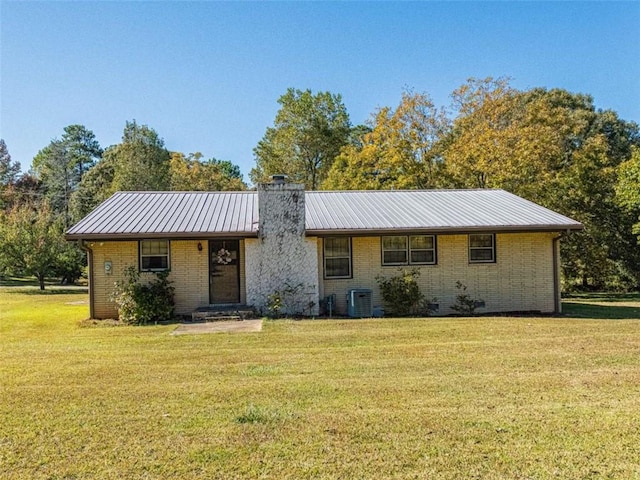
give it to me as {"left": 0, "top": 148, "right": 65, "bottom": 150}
{"left": 1, "top": 287, "right": 639, "bottom": 479}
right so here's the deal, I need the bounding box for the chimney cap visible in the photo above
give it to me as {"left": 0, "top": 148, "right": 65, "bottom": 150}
{"left": 271, "top": 174, "right": 288, "bottom": 184}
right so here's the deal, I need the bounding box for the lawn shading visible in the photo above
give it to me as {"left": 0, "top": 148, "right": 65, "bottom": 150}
{"left": 562, "top": 292, "right": 640, "bottom": 320}
{"left": 562, "top": 301, "right": 640, "bottom": 319}
{"left": 564, "top": 292, "right": 640, "bottom": 302}
{"left": 0, "top": 276, "right": 87, "bottom": 289}
{"left": 1, "top": 287, "right": 640, "bottom": 479}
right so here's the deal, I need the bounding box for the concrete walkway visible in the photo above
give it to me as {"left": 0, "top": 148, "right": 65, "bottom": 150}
{"left": 171, "top": 319, "right": 263, "bottom": 335}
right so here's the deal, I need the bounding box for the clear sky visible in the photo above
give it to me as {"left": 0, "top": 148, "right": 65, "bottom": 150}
{"left": 2, "top": 1, "right": 639, "bottom": 183}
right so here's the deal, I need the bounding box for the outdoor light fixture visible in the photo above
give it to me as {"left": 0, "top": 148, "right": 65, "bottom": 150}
{"left": 197, "top": 242, "right": 203, "bottom": 251}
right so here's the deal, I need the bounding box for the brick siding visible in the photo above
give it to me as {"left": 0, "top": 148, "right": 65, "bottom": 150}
{"left": 320, "top": 233, "right": 558, "bottom": 316}
{"left": 90, "top": 239, "right": 245, "bottom": 319}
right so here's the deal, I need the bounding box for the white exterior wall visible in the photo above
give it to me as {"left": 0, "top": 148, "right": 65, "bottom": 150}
{"left": 244, "top": 183, "right": 319, "bottom": 315}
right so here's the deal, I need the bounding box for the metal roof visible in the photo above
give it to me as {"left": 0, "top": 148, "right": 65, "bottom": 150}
{"left": 66, "top": 191, "right": 258, "bottom": 239}
{"left": 304, "top": 189, "right": 582, "bottom": 234}
{"left": 66, "top": 189, "right": 582, "bottom": 240}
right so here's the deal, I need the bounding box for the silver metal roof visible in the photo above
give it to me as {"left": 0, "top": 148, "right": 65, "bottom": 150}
{"left": 66, "top": 189, "right": 582, "bottom": 240}
{"left": 66, "top": 191, "right": 258, "bottom": 239}
{"left": 305, "top": 189, "right": 582, "bottom": 234}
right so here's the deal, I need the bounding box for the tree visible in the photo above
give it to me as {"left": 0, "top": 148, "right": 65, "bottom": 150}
{"left": 251, "top": 88, "right": 351, "bottom": 189}
{"left": 69, "top": 152, "right": 117, "bottom": 221}
{"left": 169, "top": 152, "right": 246, "bottom": 191}
{"left": 53, "top": 124, "right": 103, "bottom": 181}
{"left": 0, "top": 139, "right": 22, "bottom": 209}
{"left": 441, "top": 79, "right": 640, "bottom": 289}
{"left": 323, "top": 90, "right": 448, "bottom": 190}
{"left": 0, "top": 202, "right": 67, "bottom": 290}
{"left": 1, "top": 173, "right": 43, "bottom": 211}
{"left": 111, "top": 120, "right": 171, "bottom": 191}
{"left": 616, "top": 147, "right": 640, "bottom": 237}
{"left": 0, "top": 139, "right": 21, "bottom": 186}
{"left": 31, "top": 125, "right": 102, "bottom": 226}
{"left": 441, "top": 77, "right": 542, "bottom": 193}
{"left": 32, "top": 140, "right": 73, "bottom": 224}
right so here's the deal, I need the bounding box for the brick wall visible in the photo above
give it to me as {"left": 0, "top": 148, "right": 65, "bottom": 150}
{"left": 320, "top": 233, "right": 558, "bottom": 316}
{"left": 90, "top": 232, "right": 557, "bottom": 319}
{"left": 90, "top": 241, "right": 137, "bottom": 319}
{"left": 169, "top": 240, "right": 210, "bottom": 315}
{"left": 90, "top": 239, "right": 243, "bottom": 319}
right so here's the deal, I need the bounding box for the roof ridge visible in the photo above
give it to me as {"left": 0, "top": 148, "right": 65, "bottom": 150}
{"left": 113, "top": 190, "right": 253, "bottom": 194}
{"left": 307, "top": 188, "right": 505, "bottom": 193}
{"left": 113, "top": 189, "right": 505, "bottom": 195}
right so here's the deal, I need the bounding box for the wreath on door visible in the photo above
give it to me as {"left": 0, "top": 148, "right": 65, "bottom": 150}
{"left": 215, "top": 248, "right": 232, "bottom": 265}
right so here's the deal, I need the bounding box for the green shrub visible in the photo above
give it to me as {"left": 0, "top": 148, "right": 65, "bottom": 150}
{"left": 376, "top": 268, "right": 431, "bottom": 317}
{"left": 450, "top": 281, "right": 484, "bottom": 315}
{"left": 111, "top": 266, "right": 175, "bottom": 325}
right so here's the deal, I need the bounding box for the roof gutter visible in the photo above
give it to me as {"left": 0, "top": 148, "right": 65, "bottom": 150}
{"left": 65, "top": 224, "right": 583, "bottom": 241}
{"left": 305, "top": 224, "right": 583, "bottom": 237}
{"left": 65, "top": 231, "right": 260, "bottom": 241}
{"left": 77, "top": 239, "right": 95, "bottom": 320}
{"left": 552, "top": 229, "right": 580, "bottom": 314}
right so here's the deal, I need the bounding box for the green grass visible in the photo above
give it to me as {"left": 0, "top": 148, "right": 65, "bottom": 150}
{"left": 2, "top": 287, "right": 640, "bottom": 479}
{"left": 563, "top": 292, "right": 640, "bottom": 319}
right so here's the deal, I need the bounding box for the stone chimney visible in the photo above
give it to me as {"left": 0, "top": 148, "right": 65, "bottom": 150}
{"left": 258, "top": 177, "right": 305, "bottom": 240}
{"left": 244, "top": 177, "right": 319, "bottom": 316}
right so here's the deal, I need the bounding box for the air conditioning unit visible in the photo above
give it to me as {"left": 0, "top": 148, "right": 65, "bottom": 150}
{"left": 347, "top": 289, "right": 373, "bottom": 318}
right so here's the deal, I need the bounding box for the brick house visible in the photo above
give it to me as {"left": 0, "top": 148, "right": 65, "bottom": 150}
{"left": 66, "top": 180, "right": 582, "bottom": 319}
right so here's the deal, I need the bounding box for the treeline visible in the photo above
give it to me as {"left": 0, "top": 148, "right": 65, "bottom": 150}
{"left": 252, "top": 79, "right": 640, "bottom": 291}
{"left": 1, "top": 77, "right": 640, "bottom": 291}
{"left": 0, "top": 121, "right": 246, "bottom": 288}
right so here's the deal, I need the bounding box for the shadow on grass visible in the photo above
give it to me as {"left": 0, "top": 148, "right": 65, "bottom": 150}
{"left": 17, "top": 288, "right": 88, "bottom": 295}
{"left": 564, "top": 292, "right": 640, "bottom": 302}
{"left": 0, "top": 277, "right": 41, "bottom": 287}
{"left": 562, "top": 301, "right": 640, "bottom": 320}
{"left": 1, "top": 277, "right": 87, "bottom": 294}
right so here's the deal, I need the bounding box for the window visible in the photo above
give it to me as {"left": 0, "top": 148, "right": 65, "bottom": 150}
{"left": 140, "top": 240, "right": 170, "bottom": 271}
{"left": 469, "top": 234, "right": 495, "bottom": 263}
{"left": 410, "top": 235, "right": 436, "bottom": 264}
{"left": 382, "top": 235, "right": 436, "bottom": 266}
{"left": 324, "top": 237, "right": 351, "bottom": 278}
{"left": 382, "top": 236, "right": 407, "bottom": 265}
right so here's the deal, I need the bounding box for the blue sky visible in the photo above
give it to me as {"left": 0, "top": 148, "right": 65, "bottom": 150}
{"left": 2, "top": 1, "right": 639, "bottom": 183}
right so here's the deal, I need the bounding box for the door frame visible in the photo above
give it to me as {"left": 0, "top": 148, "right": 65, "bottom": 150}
{"left": 209, "top": 239, "right": 241, "bottom": 305}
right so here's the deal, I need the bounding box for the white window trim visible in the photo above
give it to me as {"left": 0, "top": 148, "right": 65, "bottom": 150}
{"left": 139, "top": 239, "right": 171, "bottom": 272}
{"left": 469, "top": 234, "right": 496, "bottom": 264}
{"left": 382, "top": 235, "right": 437, "bottom": 266}
{"left": 324, "top": 237, "right": 352, "bottom": 279}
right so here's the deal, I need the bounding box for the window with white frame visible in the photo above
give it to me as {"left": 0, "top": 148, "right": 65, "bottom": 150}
{"left": 382, "top": 235, "right": 436, "bottom": 266}
{"left": 469, "top": 234, "right": 495, "bottom": 263}
{"left": 324, "top": 237, "right": 351, "bottom": 278}
{"left": 140, "top": 240, "right": 170, "bottom": 271}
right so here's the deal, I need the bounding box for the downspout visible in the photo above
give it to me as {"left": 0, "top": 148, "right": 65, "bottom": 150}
{"left": 78, "top": 239, "right": 95, "bottom": 319}
{"left": 552, "top": 233, "right": 564, "bottom": 314}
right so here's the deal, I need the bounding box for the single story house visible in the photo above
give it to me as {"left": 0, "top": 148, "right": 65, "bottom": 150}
{"left": 66, "top": 179, "right": 582, "bottom": 319}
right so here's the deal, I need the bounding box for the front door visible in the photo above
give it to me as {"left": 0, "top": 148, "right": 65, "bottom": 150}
{"left": 209, "top": 240, "right": 240, "bottom": 304}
